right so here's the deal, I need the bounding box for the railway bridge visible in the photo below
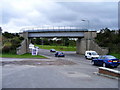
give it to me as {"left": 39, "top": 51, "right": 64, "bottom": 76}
{"left": 17, "top": 27, "right": 108, "bottom": 55}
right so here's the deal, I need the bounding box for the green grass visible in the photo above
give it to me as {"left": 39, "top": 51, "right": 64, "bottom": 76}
{"left": 2, "top": 53, "right": 47, "bottom": 59}
{"left": 109, "top": 53, "right": 120, "bottom": 59}
{"left": 35, "top": 45, "right": 76, "bottom": 51}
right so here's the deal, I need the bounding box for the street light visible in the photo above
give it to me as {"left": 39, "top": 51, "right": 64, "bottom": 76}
{"left": 81, "top": 19, "right": 90, "bottom": 51}
{"left": 81, "top": 19, "right": 89, "bottom": 30}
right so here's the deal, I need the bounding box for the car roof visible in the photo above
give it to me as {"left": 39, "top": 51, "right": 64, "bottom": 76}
{"left": 57, "top": 51, "right": 63, "bottom": 53}
{"left": 100, "top": 55, "right": 118, "bottom": 59}
{"left": 86, "top": 51, "right": 97, "bottom": 52}
{"left": 101, "top": 55, "right": 113, "bottom": 57}
{"left": 51, "top": 49, "right": 55, "bottom": 50}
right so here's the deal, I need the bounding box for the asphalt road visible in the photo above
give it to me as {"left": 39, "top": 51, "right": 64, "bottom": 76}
{"left": 2, "top": 49, "right": 119, "bottom": 88}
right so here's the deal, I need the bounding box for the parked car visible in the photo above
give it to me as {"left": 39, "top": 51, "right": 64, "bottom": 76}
{"left": 91, "top": 55, "right": 120, "bottom": 68}
{"left": 50, "top": 49, "right": 56, "bottom": 52}
{"left": 55, "top": 51, "right": 65, "bottom": 57}
{"left": 85, "top": 51, "right": 99, "bottom": 59}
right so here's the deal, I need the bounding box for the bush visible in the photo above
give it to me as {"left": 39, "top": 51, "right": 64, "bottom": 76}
{"left": 95, "top": 28, "right": 120, "bottom": 53}
{"left": 2, "top": 46, "right": 12, "bottom": 53}
{"left": 2, "top": 32, "right": 24, "bottom": 54}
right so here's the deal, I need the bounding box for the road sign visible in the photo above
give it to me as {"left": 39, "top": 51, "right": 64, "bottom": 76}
{"left": 32, "top": 48, "right": 38, "bottom": 55}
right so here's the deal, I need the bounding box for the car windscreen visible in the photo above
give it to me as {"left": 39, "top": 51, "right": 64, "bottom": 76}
{"left": 106, "top": 56, "right": 116, "bottom": 59}
{"left": 91, "top": 52, "right": 98, "bottom": 55}
{"left": 58, "top": 52, "right": 63, "bottom": 54}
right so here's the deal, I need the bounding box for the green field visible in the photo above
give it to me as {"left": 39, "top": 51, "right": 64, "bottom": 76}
{"left": 2, "top": 53, "right": 47, "bottom": 59}
{"left": 35, "top": 45, "right": 76, "bottom": 51}
{"left": 110, "top": 53, "right": 120, "bottom": 59}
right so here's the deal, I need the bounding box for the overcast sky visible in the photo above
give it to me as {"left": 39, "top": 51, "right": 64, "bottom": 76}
{"left": 1, "top": 0, "right": 119, "bottom": 33}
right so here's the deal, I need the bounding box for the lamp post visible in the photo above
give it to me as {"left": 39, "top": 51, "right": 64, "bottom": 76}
{"left": 81, "top": 19, "right": 90, "bottom": 51}
{"left": 81, "top": 19, "right": 89, "bottom": 30}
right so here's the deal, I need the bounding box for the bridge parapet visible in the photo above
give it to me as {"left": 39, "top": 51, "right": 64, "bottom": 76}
{"left": 22, "top": 28, "right": 88, "bottom": 33}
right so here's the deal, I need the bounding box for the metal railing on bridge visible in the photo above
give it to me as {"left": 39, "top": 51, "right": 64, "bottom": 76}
{"left": 21, "top": 26, "right": 88, "bottom": 33}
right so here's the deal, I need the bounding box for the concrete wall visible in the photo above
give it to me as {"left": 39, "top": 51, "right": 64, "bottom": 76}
{"left": 17, "top": 32, "right": 31, "bottom": 55}
{"left": 17, "top": 39, "right": 31, "bottom": 55}
{"left": 23, "top": 32, "right": 31, "bottom": 53}
{"left": 76, "top": 38, "right": 86, "bottom": 54}
{"left": 84, "top": 31, "right": 97, "bottom": 39}
{"left": 17, "top": 39, "right": 30, "bottom": 55}
{"left": 17, "top": 39, "right": 27, "bottom": 55}
{"left": 89, "top": 40, "right": 108, "bottom": 55}
{"left": 76, "top": 31, "right": 108, "bottom": 55}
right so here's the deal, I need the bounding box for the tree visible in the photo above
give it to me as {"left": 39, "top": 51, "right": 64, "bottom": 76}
{"left": 2, "top": 32, "right": 24, "bottom": 54}
{"left": 95, "top": 28, "right": 120, "bottom": 53}
{"left": 2, "top": 32, "right": 15, "bottom": 38}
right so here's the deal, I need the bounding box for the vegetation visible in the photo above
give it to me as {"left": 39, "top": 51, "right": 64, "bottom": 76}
{"left": 1, "top": 31, "right": 47, "bottom": 58}
{"left": 31, "top": 37, "right": 76, "bottom": 47}
{"left": 31, "top": 37, "right": 76, "bottom": 51}
{"left": 2, "top": 31, "right": 24, "bottom": 54}
{"left": 2, "top": 53, "right": 47, "bottom": 58}
{"left": 95, "top": 28, "right": 120, "bottom": 54}
{"left": 36, "top": 45, "right": 76, "bottom": 51}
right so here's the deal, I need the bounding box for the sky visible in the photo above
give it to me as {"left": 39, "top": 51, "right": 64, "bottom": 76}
{"left": 1, "top": 0, "right": 119, "bottom": 33}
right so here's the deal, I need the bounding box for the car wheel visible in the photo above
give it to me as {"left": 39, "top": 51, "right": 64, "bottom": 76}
{"left": 85, "top": 56, "right": 87, "bottom": 59}
{"left": 114, "top": 66, "right": 118, "bottom": 68}
{"left": 102, "top": 63, "right": 106, "bottom": 67}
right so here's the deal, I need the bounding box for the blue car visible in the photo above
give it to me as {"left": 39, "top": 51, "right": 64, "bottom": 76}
{"left": 91, "top": 55, "right": 120, "bottom": 68}
{"left": 50, "top": 49, "right": 56, "bottom": 52}
{"left": 55, "top": 52, "right": 65, "bottom": 57}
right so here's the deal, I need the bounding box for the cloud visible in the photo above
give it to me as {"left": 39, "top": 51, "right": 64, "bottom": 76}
{"left": 1, "top": 0, "right": 118, "bottom": 33}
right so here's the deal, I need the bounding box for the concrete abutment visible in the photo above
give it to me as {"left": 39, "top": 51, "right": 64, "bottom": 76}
{"left": 76, "top": 32, "right": 108, "bottom": 55}
{"left": 17, "top": 32, "right": 31, "bottom": 55}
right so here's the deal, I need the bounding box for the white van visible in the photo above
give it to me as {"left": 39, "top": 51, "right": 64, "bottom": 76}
{"left": 85, "top": 51, "right": 99, "bottom": 59}
{"left": 29, "top": 43, "right": 35, "bottom": 53}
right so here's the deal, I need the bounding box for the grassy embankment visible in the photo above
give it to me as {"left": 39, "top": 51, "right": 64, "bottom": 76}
{"left": 1, "top": 53, "right": 47, "bottom": 59}
{"left": 35, "top": 45, "right": 76, "bottom": 51}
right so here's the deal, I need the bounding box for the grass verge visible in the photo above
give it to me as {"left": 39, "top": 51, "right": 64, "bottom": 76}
{"left": 109, "top": 53, "right": 120, "bottom": 59}
{"left": 36, "top": 45, "right": 76, "bottom": 51}
{"left": 2, "top": 53, "right": 47, "bottom": 59}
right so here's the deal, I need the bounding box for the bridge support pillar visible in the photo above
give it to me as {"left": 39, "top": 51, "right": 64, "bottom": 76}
{"left": 76, "top": 38, "right": 87, "bottom": 54}
{"left": 76, "top": 32, "right": 97, "bottom": 54}
{"left": 23, "top": 32, "right": 31, "bottom": 53}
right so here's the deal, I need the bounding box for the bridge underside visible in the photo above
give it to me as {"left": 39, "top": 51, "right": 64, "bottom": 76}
{"left": 28, "top": 32, "right": 84, "bottom": 38}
